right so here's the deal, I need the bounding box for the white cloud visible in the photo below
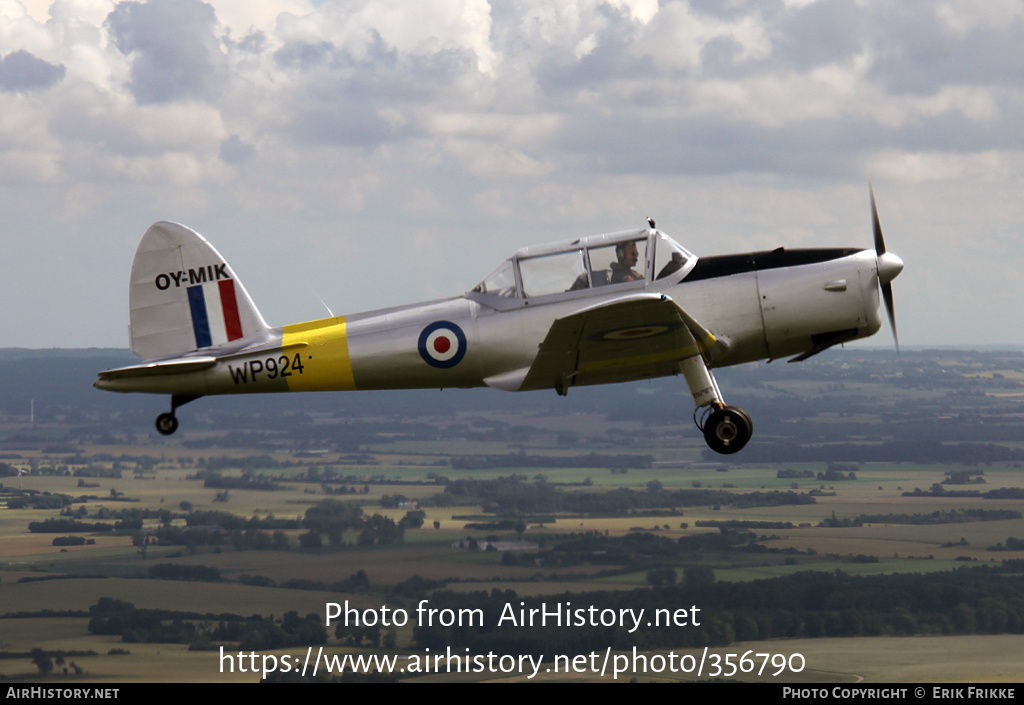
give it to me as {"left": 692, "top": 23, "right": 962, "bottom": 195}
{"left": 935, "top": 0, "right": 1024, "bottom": 34}
{"left": 0, "top": 0, "right": 1023, "bottom": 346}
{"left": 0, "top": 0, "right": 55, "bottom": 55}
{"left": 867, "top": 149, "right": 1017, "bottom": 184}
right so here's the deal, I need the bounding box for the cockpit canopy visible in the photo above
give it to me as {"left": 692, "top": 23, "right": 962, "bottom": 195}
{"left": 471, "top": 229, "right": 693, "bottom": 304}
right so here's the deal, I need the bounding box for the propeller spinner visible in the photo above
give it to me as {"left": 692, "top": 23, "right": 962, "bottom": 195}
{"left": 870, "top": 186, "right": 904, "bottom": 348}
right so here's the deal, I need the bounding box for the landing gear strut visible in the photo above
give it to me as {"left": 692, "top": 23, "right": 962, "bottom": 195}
{"left": 680, "top": 355, "right": 753, "bottom": 454}
{"left": 155, "top": 395, "right": 199, "bottom": 436}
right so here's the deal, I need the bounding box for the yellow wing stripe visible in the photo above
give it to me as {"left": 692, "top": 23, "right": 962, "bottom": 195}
{"left": 577, "top": 343, "right": 707, "bottom": 374}
{"left": 694, "top": 330, "right": 717, "bottom": 349}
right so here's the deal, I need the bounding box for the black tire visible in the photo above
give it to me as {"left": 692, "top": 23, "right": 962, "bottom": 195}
{"left": 703, "top": 406, "right": 752, "bottom": 454}
{"left": 155, "top": 413, "right": 178, "bottom": 436}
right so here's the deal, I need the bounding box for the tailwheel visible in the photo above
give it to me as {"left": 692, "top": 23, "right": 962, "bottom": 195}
{"left": 154, "top": 394, "right": 199, "bottom": 436}
{"left": 702, "top": 406, "right": 753, "bottom": 455}
{"left": 155, "top": 412, "right": 178, "bottom": 436}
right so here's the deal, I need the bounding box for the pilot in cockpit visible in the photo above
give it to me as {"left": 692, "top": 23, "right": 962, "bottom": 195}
{"left": 609, "top": 241, "right": 642, "bottom": 283}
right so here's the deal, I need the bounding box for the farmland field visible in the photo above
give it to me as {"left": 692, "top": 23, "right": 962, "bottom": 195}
{"left": 2, "top": 349, "right": 1024, "bottom": 682}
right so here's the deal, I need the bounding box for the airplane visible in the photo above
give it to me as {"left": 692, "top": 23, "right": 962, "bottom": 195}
{"left": 95, "top": 190, "right": 903, "bottom": 454}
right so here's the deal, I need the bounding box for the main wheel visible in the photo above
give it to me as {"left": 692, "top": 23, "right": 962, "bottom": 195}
{"left": 155, "top": 412, "right": 178, "bottom": 436}
{"left": 703, "top": 406, "right": 752, "bottom": 454}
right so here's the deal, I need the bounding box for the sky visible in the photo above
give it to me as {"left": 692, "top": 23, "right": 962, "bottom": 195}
{"left": 1, "top": 0, "right": 1022, "bottom": 349}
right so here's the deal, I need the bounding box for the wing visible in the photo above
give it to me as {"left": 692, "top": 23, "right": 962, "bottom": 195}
{"left": 492, "top": 293, "right": 722, "bottom": 393}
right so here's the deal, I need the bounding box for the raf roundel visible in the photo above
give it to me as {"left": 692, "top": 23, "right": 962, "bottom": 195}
{"left": 418, "top": 321, "right": 467, "bottom": 369}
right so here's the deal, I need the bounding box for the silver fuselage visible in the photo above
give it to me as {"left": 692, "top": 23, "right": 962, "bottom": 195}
{"left": 96, "top": 247, "right": 882, "bottom": 398}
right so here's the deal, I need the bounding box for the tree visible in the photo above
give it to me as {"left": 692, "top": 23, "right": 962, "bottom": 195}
{"left": 298, "top": 531, "right": 323, "bottom": 549}
{"left": 400, "top": 510, "right": 425, "bottom": 529}
{"left": 684, "top": 565, "right": 715, "bottom": 586}
{"left": 31, "top": 649, "right": 53, "bottom": 676}
{"left": 645, "top": 567, "right": 677, "bottom": 587}
{"left": 304, "top": 500, "right": 363, "bottom": 541}
{"left": 132, "top": 532, "right": 148, "bottom": 560}
{"left": 891, "top": 607, "right": 917, "bottom": 636}
{"left": 515, "top": 518, "right": 527, "bottom": 538}
{"left": 951, "top": 603, "right": 976, "bottom": 633}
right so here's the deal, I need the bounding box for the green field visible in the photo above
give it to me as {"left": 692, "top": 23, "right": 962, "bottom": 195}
{"left": 4, "top": 349, "right": 1024, "bottom": 682}
{"left": 4, "top": 446, "right": 1024, "bottom": 682}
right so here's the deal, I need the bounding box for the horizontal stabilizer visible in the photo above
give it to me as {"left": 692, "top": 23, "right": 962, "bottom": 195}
{"left": 96, "top": 357, "right": 217, "bottom": 382}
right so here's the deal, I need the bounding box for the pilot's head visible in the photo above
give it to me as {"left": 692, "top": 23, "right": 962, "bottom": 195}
{"left": 616, "top": 241, "right": 639, "bottom": 267}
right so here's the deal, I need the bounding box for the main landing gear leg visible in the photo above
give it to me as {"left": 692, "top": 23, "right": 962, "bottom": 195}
{"left": 679, "top": 355, "right": 753, "bottom": 455}
{"left": 155, "top": 395, "right": 199, "bottom": 436}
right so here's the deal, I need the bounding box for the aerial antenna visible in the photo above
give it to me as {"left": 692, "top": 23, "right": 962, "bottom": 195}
{"left": 317, "top": 295, "right": 335, "bottom": 318}
{"left": 304, "top": 284, "right": 335, "bottom": 318}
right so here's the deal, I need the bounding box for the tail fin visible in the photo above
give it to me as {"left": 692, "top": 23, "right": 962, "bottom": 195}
{"left": 129, "top": 222, "right": 269, "bottom": 360}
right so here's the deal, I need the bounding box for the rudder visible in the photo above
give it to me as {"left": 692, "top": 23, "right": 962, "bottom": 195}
{"left": 129, "top": 222, "right": 269, "bottom": 360}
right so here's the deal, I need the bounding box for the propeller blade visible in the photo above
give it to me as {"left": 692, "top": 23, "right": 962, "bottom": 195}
{"left": 882, "top": 281, "right": 898, "bottom": 350}
{"left": 871, "top": 184, "right": 885, "bottom": 256}
{"left": 870, "top": 186, "right": 900, "bottom": 350}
